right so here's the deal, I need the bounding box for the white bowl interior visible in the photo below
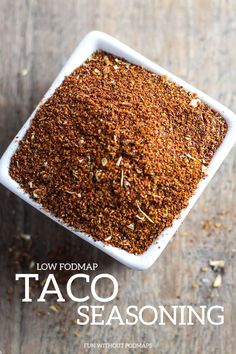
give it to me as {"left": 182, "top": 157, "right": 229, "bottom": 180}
{"left": 0, "top": 31, "right": 236, "bottom": 270}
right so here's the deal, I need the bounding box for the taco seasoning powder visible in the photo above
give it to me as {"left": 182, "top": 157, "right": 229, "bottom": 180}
{"left": 9, "top": 51, "right": 228, "bottom": 254}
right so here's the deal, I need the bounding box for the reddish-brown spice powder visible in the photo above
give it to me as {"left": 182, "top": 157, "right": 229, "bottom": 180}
{"left": 9, "top": 51, "right": 228, "bottom": 254}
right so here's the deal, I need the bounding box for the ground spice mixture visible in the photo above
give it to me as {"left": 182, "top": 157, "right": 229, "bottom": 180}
{"left": 9, "top": 51, "right": 228, "bottom": 254}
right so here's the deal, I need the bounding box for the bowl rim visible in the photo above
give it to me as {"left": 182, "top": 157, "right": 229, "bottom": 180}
{"left": 0, "top": 30, "right": 236, "bottom": 270}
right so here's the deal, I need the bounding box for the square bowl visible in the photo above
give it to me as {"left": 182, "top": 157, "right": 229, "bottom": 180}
{"left": 0, "top": 31, "right": 236, "bottom": 270}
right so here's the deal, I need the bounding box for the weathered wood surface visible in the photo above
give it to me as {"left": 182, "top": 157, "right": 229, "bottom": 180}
{"left": 0, "top": 1, "right": 236, "bottom": 353}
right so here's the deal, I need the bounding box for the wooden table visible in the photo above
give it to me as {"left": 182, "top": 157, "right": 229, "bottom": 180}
{"left": 0, "top": 1, "right": 235, "bottom": 353}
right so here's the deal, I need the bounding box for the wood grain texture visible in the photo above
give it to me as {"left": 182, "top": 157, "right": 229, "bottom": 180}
{"left": 0, "top": 0, "right": 236, "bottom": 353}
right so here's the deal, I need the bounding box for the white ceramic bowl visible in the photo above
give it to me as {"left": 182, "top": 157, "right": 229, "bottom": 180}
{"left": 0, "top": 31, "right": 236, "bottom": 270}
